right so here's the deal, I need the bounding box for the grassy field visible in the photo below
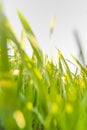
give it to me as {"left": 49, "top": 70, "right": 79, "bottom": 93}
{"left": 0, "top": 7, "right": 87, "bottom": 130}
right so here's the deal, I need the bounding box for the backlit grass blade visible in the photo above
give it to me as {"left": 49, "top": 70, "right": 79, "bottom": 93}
{"left": 17, "top": 11, "right": 35, "bottom": 36}
{"left": 18, "top": 11, "right": 43, "bottom": 65}
{"left": 50, "top": 15, "right": 56, "bottom": 38}
{"left": 58, "top": 50, "right": 72, "bottom": 80}
{"left": 0, "top": 10, "right": 27, "bottom": 69}
{"left": 71, "top": 54, "right": 87, "bottom": 75}
{"left": 58, "top": 58, "right": 63, "bottom": 75}
{"left": 21, "top": 29, "right": 26, "bottom": 50}
{"left": 27, "top": 34, "right": 43, "bottom": 65}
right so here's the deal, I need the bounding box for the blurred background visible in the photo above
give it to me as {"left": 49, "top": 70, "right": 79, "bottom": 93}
{"left": 1, "top": 0, "right": 87, "bottom": 65}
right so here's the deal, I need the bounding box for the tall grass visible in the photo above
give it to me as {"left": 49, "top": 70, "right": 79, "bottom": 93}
{"left": 0, "top": 8, "right": 87, "bottom": 130}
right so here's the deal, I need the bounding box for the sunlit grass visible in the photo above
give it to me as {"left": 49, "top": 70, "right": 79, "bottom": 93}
{"left": 0, "top": 7, "right": 87, "bottom": 130}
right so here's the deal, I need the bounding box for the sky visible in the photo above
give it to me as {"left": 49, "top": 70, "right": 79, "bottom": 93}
{"left": 2, "top": 0, "right": 87, "bottom": 64}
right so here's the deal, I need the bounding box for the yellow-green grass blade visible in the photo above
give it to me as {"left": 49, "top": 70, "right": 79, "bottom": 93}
{"left": 58, "top": 50, "right": 72, "bottom": 80}
{"left": 71, "top": 54, "right": 87, "bottom": 75}
{"left": 18, "top": 11, "right": 43, "bottom": 65}
{"left": 0, "top": 10, "right": 27, "bottom": 69}
{"left": 50, "top": 15, "right": 56, "bottom": 38}
{"left": 0, "top": 33, "right": 9, "bottom": 72}
{"left": 21, "top": 29, "right": 26, "bottom": 50}
{"left": 0, "top": 10, "right": 9, "bottom": 72}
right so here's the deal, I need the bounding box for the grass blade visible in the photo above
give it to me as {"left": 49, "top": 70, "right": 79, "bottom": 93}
{"left": 18, "top": 11, "right": 43, "bottom": 65}
{"left": 50, "top": 15, "right": 56, "bottom": 38}
{"left": 71, "top": 54, "right": 87, "bottom": 75}
{"left": 74, "top": 30, "right": 85, "bottom": 65}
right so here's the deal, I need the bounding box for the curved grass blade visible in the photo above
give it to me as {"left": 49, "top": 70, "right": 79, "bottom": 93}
{"left": 71, "top": 54, "right": 87, "bottom": 75}
{"left": 27, "top": 34, "right": 43, "bottom": 65}
{"left": 18, "top": 11, "right": 43, "bottom": 65}
{"left": 58, "top": 50, "right": 72, "bottom": 80}
{"left": 0, "top": 9, "right": 28, "bottom": 69}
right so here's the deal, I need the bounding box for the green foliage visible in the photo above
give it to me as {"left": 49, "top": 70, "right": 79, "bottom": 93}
{"left": 0, "top": 9, "right": 87, "bottom": 130}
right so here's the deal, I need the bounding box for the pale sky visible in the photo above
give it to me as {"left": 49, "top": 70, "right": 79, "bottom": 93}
{"left": 2, "top": 0, "right": 87, "bottom": 64}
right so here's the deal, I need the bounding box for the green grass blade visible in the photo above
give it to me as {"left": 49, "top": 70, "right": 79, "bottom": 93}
{"left": 0, "top": 32, "right": 9, "bottom": 72}
{"left": 74, "top": 30, "right": 85, "bottom": 65}
{"left": 71, "top": 54, "right": 87, "bottom": 75}
{"left": 0, "top": 10, "right": 27, "bottom": 69}
{"left": 17, "top": 11, "right": 35, "bottom": 36}
{"left": 58, "top": 50, "right": 72, "bottom": 80}
{"left": 0, "top": 9, "right": 9, "bottom": 72}
{"left": 21, "top": 29, "right": 26, "bottom": 50}
{"left": 18, "top": 11, "right": 43, "bottom": 65}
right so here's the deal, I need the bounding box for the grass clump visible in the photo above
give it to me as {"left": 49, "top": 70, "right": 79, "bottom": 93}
{"left": 0, "top": 8, "right": 87, "bottom": 130}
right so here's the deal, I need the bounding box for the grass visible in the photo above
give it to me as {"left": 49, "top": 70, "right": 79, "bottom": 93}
{"left": 0, "top": 7, "right": 87, "bottom": 130}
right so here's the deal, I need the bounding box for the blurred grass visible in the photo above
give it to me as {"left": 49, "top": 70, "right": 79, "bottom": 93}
{"left": 74, "top": 30, "right": 85, "bottom": 66}
{"left": 0, "top": 7, "right": 87, "bottom": 130}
